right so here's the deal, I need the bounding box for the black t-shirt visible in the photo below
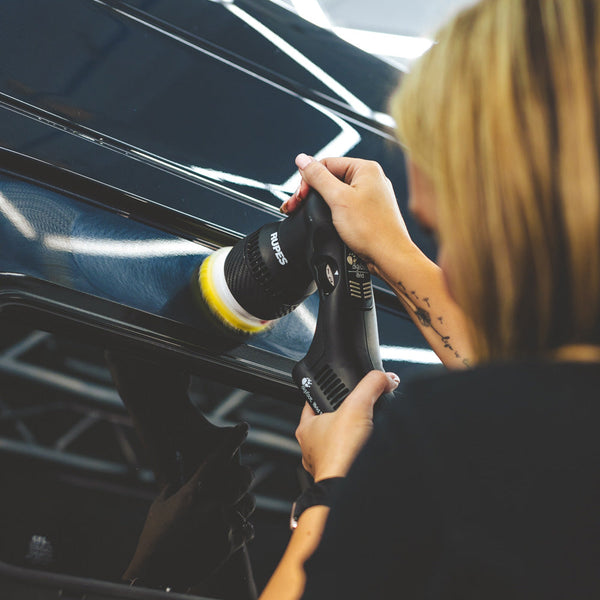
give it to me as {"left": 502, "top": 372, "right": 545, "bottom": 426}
{"left": 302, "top": 362, "right": 600, "bottom": 599}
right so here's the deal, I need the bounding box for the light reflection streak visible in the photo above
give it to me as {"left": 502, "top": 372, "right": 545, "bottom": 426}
{"left": 380, "top": 345, "right": 441, "bottom": 365}
{"left": 188, "top": 166, "right": 290, "bottom": 199}
{"left": 292, "top": 303, "right": 317, "bottom": 334}
{"left": 224, "top": 2, "right": 378, "bottom": 121}
{"left": 190, "top": 99, "right": 362, "bottom": 202}
{"left": 279, "top": 97, "right": 362, "bottom": 194}
{"left": 305, "top": 98, "right": 362, "bottom": 159}
{"left": 128, "top": 149, "right": 281, "bottom": 215}
{"left": 44, "top": 235, "right": 205, "bottom": 258}
{"left": 0, "top": 192, "right": 37, "bottom": 240}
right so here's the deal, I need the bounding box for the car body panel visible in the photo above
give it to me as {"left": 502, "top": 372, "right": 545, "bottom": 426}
{"left": 0, "top": 0, "right": 404, "bottom": 217}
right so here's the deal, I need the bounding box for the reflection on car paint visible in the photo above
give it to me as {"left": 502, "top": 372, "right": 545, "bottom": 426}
{"left": 0, "top": 175, "right": 316, "bottom": 360}
{"left": 222, "top": 2, "right": 382, "bottom": 123}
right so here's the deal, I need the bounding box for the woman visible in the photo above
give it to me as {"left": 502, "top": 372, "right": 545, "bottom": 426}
{"left": 261, "top": 0, "right": 600, "bottom": 598}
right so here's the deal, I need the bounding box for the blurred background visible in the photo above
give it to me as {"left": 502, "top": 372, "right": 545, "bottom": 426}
{"left": 272, "top": 0, "right": 477, "bottom": 69}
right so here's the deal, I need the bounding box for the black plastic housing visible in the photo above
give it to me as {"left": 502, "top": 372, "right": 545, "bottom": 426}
{"left": 224, "top": 220, "right": 316, "bottom": 320}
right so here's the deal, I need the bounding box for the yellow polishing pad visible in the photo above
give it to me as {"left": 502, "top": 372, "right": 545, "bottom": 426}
{"left": 197, "top": 248, "right": 271, "bottom": 335}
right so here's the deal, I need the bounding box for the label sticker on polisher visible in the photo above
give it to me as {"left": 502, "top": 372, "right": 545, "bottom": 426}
{"left": 346, "top": 251, "right": 369, "bottom": 278}
{"left": 300, "top": 377, "right": 323, "bottom": 414}
{"left": 346, "top": 249, "right": 373, "bottom": 307}
{"left": 301, "top": 377, "right": 313, "bottom": 401}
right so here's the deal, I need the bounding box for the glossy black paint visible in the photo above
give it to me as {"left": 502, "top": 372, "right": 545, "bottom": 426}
{"left": 0, "top": 0, "right": 438, "bottom": 394}
{"left": 121, "top": 0, "right": 401, "bottom": 117}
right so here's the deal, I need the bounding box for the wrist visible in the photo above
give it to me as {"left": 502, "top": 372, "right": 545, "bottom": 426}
{"left": 290, "top": 477, "right": 344, "bottom": 530}
{"left": 371, "top": 241, "right": 429, "bottom": 286}
{"left": 313, "top": 468, "right": 349, "bottom": 482}
{"left": 313, "top": 459, "right": 354, "bottom": 482}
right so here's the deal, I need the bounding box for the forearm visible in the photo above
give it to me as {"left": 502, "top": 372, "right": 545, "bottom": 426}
{"left": 373, "top": 243, "right": 473, "bottom": 368}
{"left": 259, "top": 506, "right": 329, "bottom": 600}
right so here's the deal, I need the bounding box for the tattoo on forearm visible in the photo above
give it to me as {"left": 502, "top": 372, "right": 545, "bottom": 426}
{"left": 397, "top": 280, "right": 470, "bottom": 367}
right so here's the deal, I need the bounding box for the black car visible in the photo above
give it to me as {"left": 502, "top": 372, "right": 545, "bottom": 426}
{"left": 0, "top": 1, "right": 438, "bottom": 598}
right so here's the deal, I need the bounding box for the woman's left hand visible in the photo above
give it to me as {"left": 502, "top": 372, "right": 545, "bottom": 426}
{"left": 295, "top": 371, "right": 399, "bottom": 482}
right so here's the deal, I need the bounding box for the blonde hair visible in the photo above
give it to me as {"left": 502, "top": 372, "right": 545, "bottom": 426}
{"left": 392, "top": 0, "right": 600, "bottom": 362}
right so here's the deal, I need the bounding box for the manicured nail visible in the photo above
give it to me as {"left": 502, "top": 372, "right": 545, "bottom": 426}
{"left": 296, "top": 153, "right": 313, "bottom": 169}
{"left": 386, "top": 372, "right": 400, "bottom": 389}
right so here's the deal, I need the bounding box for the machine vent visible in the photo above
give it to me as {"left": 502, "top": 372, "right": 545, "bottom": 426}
{"left": 348, "top": 280, "right": 373, "bottom": 301}
{"left": 315, "top": 364, "right": 350, "bottom": 410}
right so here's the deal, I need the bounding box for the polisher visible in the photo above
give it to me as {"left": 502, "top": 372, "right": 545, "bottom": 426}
{"left": 193, "top": 190, "right": 392, "bottom": 413}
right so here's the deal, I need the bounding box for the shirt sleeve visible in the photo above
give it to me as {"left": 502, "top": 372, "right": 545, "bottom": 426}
{"left": 301, "top": 400, "right": 444, "bottom": 599}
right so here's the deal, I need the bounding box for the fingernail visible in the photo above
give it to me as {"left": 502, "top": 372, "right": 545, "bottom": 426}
{"left": 280, "top": 201, "right": 289, "bottom": 214}
{"left": 296, "top": 153, "right": 313, "bottom": 170}
{"left": 387, "top": 373, "right": 400, "bottom": 389}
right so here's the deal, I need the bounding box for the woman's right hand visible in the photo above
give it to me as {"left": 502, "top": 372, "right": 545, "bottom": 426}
{"left": 295, "top": 370, "right": 399, "bottom": 482}
{"left": 281, "top": 154, "right": 415, "bottom": 269}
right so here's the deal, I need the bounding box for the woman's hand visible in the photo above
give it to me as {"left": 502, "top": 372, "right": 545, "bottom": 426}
{"left": 281, "top": 154, "right": 415, "bottom": 269}
{"left": 260, "top": 373, "right": 398, "bottom": 600}
{"left": 281, "top": 155, "right": 474, "bottom": 369}
{"left": 295, "top": 371, "right": 399, "bottom": 482}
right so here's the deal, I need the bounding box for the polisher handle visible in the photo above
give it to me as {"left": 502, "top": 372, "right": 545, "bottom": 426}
{"left": 291, "top": 191, "right": 393, "bottom": 413}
